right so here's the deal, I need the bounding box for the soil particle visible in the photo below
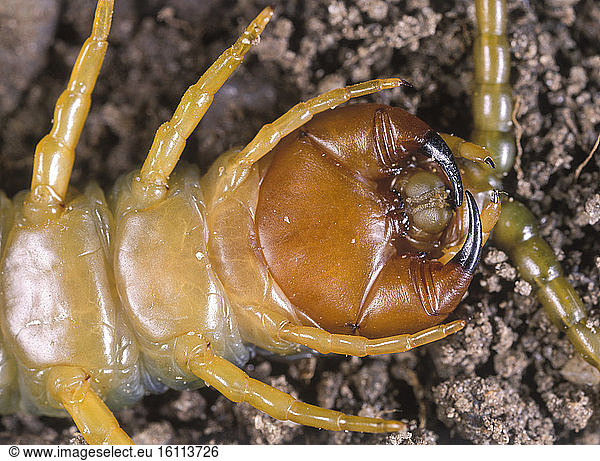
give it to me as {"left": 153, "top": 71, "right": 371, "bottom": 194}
{"left": 560, "top": 356, "right": 600, "bottom": 387}
{"left": 542, "top": 386, "right": 593, "bottom": 432}
{"left": 582, "top": 194, "right": 600, "bottom": 225}
{"left": 432, "top": 311, "right": 493, "bottom": 377}
{"left": 170, "top": 390, "right": 207, "bottom": 422}
{"left": 0, "top": 0, "right": 59, "bottom": 117}
{"left": 133, "top": 421, "right": 175, "bottom": 445}
{"left": 432, "top": 376, "right": 555, "bottom": 444}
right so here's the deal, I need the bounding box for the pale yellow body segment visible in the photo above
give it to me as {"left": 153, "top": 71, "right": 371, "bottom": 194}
{"left": 111, "top": 166, "right": 249, "bottom": 387}
{"left": 1, "top": 183, "right": 143, "bottom": 415}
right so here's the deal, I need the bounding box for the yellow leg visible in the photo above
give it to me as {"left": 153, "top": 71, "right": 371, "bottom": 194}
{"left": 440, "top": 133, "right": 495, "bottom": 166}
{"left": 174, "top": 333, "right": 407, "bottom": 433}
{"left": 277, "top": 320, "right": 466, "bottom": 356}
{"left": 238, "top": 302, "right": 465, "bottom": 357}
{"left": 135, "top": 8, "right": 274, "bottom": 204}
{"left": 218, "top": 78, "right": 409, "bottom": 193}
{"left": 28, "top": 0, "right": 114, "bottom": 218}
{"left": 47, "top": 366, "right": 133, "bottom": 445}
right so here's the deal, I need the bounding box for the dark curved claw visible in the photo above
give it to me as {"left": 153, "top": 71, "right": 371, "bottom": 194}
{"left": 418, "top": 130, "right": 463, "bottom": 208}
{"left": 450, "top": 190, "right": 482, "bottom": 275}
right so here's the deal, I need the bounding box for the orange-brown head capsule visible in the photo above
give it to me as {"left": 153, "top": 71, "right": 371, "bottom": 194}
{"left": 255, "top": 104, "right": 481, "bottom": 337}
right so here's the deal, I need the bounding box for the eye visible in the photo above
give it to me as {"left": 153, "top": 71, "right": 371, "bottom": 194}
{"left": 392, "top": 169, "right": 453, "bottom": 237}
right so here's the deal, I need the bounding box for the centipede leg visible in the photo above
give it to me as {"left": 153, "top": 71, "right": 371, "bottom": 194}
{"left": 237, "top": 305, "right": 465, "bottom": 356}
{"left": 27, "top": 0, "right": 114, "bottom": 216}
{"left": 440, "top": 133, "right": 496, "bottom": 165}
{"left": 216, "top": 78, "right": 409, "bottom": 193}
{"left": 47, "top": 366, "right": 133, "bottom": 445}
{"left": 173, "top": 333, "right": 406, "bottom": 433}
{"left": 277, "top": 320, "right": 466, "bottom": 356}
{"left": 134, "top": 8, "right": 274, "bottom": 204}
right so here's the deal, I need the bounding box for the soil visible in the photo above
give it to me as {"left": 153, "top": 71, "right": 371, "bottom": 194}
{"left": 0, "top": 0, "right": 599, "bottom": 445}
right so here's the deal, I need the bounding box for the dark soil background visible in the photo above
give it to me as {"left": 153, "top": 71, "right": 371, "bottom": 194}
{"left": 1, "top": 0, "right": 600, "bottom": 445}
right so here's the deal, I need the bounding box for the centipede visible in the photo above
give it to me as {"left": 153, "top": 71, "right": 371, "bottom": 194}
{"left": 0, "top": 0, "right": 598, "bottom": 445}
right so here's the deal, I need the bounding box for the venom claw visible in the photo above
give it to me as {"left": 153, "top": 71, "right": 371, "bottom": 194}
{"left": 418, "top": 130, "right": 463, "bottom": 208}
{"left": 451, "top": 190, "right": 482, "bottom": 275}
{"left": 491, "top": 189, "right": 500, "bottom": 203}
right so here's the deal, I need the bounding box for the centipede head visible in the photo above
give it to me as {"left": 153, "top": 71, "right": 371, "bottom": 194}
{"left": 255, "top": 104, "right": 482, "bottom": 338}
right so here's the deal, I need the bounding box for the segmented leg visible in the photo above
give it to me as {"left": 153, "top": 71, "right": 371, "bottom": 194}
{"left": 238, "top": 304, "right": 465, "bottom": 356}
{"left": 277, "top": 320, "right": 466, "bottom": 356}
{"left": 441, "top": 133, "right": 496, "bottom": 166}
{"left": 217, "top": 78, "right": 409, "bottom": 193}
{"left": 173, "top": 333, "right": 407, "bottom": 433}
{"left": 27, "top": 0, "right": 114, "bottom": 219}
{"left": 47, "top": 366, "right": 133, "bottom": 445}
{"left": 134, "top": 8, "right": 273, "bottom": 204}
